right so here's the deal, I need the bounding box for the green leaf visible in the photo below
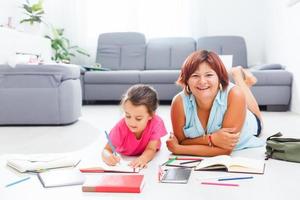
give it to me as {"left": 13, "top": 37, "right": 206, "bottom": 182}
{"left": 76, "top": 49, "right": 90, "bottom": 56}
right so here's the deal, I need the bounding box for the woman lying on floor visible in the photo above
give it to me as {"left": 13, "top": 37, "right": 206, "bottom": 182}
{"left": 166, "top": 50, "right": 264, "bottom": 156}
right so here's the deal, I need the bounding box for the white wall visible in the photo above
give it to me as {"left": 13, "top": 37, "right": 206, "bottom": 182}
{"left": 202, "top": 0, "right": 268, "bottom": 66}
{"left": 265, "top": 0, "right": 300, "bottom": 113}
{"left": 0, "top": 1, "right": 23, "bottom": 28}
{"left": 0, "top": 0, "right": 268, "bottom": 66}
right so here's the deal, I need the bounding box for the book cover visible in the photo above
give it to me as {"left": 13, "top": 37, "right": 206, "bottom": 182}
{"left": 37, "top": 169, "right": 85, "bottom": 188}
{"left": 82, "top": 174, "right": 144, "bottom": 193}
{"left": 194, "top": 155, "right": 265, "bottom": 174}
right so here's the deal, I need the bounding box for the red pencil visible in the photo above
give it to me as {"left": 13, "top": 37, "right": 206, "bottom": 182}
{"left": 80, "top": 168, "right": 105, "bottom": 173}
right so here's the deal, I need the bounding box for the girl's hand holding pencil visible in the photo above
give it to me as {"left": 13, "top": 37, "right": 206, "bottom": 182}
{"left": 102, "top": 149, "right": 121, "bottom": 166}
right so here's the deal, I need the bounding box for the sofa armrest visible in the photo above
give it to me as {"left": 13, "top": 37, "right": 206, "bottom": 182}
{"left": 0, "top": 63, "right": 80, "bottom": 81}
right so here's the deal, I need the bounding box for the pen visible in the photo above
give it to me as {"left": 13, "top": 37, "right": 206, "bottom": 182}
{"left": 6, "top": 177, "right": 31, "bottom": 187}
{"left": 104, "top": 130, "right": 117, "bottom": 155}
{"left": 201, "top": 181, "right": 239, "bottom": 187}
{"left": 218, "top": 176, "right": 253, "bottom": 181}
{"left": 170, "top": 157, "right": 202, "bottom": 161}
{"left": 180, "top": 159, "right": 202, "bottom": 165}
{"left": 161, "top": 156, "right": 177, "bottom": 166}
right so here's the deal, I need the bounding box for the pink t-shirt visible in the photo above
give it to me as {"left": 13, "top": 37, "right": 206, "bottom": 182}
{"left": 109, "top": 115, "right": 167, "bottom": 156}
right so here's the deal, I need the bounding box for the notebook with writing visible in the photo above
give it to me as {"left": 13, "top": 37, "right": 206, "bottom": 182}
{"left": 82, "top": 174, "right": 145, "bottom": 193}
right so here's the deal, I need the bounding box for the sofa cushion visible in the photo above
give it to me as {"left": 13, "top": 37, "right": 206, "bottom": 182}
{"left": 251, "top": 70, "right": 293, "bottom": 86}
{"left": 140, "top": 70, "right": 180, "bottom": 84}
{"left": 197, "top": 36, "right": 247, "bottom": 68}
{"left": 97, "top": 44, "right": 120, "bottom": 69}
{"left": 84, "top": 71, "right": 140, "bottom": 84}
{"left": 120, "top": 45, "right": 146, "bottom": 70}
{"left": 96, "top": 32, "right": 146, "bottom": 70}
{"left": 146, "top": 38, "right": 196, "bottom": 70}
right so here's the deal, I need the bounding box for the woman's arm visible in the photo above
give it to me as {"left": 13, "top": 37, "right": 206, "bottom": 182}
{"left": 169, "top": 143, "right": 231, "bottom": 156}
{"left": 211, "top": 86, "right": 246, "bottom": 151}
{"left": 170, "top": 94, "right": 188, "bottom": 144}
{"left": 168, "top": 94, "right": 231, "bottom": 156}
{"left": 170, "top": 94, "right": 213, "bottom": 146}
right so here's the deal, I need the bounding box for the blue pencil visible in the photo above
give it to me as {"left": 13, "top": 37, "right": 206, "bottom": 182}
{"left": 104, "top": 130, "right": 116, "bottom": 155}
{"left": 6, "top": 177, "right": 31, "bottom": 187}
{"left": 218, "top": 176, "right": 253, "bottom": 181}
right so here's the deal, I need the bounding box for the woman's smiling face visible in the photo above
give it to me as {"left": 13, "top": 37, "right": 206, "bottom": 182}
{"left": 187, "top": 62, "right": 220, "bottom": 100}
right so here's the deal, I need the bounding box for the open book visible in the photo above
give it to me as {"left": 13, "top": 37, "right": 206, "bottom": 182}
{"left": 194, "top": 155, "right": 265, "bottom": 174}
{"left": 80, "top": 160, "right": 140, "bottom": 173}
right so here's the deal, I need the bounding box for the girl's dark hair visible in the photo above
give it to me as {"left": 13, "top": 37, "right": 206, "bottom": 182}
{"left": 121, "top": 84, "right": 158, "bottom": 115}
{"left": 177, "top": 50, "right": 229, "bottom": 90}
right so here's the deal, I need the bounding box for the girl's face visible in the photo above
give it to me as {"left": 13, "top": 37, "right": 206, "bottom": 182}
{"left": 187, "top": 62, "right": 220, "bottom": 100}
{"left": 123, "top": 100, "right": 152, "bottom": 137}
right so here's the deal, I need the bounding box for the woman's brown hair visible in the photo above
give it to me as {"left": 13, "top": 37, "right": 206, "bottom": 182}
{"left": 177, "top": 50, "right": 229, "bottom": 91}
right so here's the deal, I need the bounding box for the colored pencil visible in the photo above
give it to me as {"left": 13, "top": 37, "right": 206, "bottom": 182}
{"left": 201, "top": 181, "right": 239, "bottom": 187}
{"left": 180, "top": 159, "right": 202, "bottom": 165}
{"left": 6, "top": 177, "right": 31, "bottom": 187}
{"left": 170, "top": 157, "right": 202, "bottom": 161}
{"left": 161, "top": 156, "right": 177, "bottom": 166}
{"left": 104, "top": 130, "right": 116, "bottom": 155}
{"left": 218, "top": 176, "right": 253, "bottom": 181}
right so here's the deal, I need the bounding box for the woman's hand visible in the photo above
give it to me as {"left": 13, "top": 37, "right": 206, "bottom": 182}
{"left": 166, "top": 133, "right": 181, "bottom": 154}
{"left": 211, "top": 128, "right": 240, "bottom": 150}
{"left": 129, "top": 156, "right": 148, "bottom": 169}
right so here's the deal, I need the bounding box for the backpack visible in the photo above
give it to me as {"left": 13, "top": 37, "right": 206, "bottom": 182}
{"left": 265, "top": 132, "right": 300, "bottom": 163}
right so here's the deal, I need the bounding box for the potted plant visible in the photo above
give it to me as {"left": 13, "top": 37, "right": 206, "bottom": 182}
{"left": 20, "top": 0, "right": 44, "bottom": 25}
{"left": 19, "top": 0, "right": 45, "bottom": 34}
{"left": 45, "top": 26, "right": 90, "bottom": 63}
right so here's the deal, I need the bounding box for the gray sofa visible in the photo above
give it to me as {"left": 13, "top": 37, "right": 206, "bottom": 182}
{"left": 0, "top": 64, "right": 82, "bottom": 125}
{"left": 81, "top": 32, "right": 292, "bottom": 111}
